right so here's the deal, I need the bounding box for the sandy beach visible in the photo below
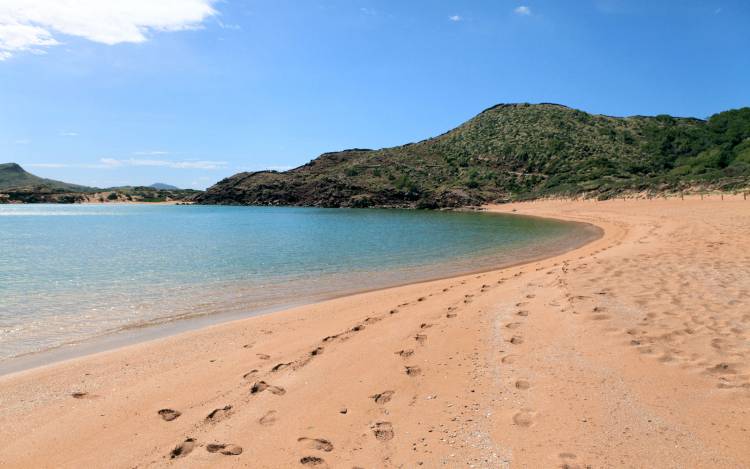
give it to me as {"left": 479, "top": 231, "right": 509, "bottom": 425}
{"left": 0, "top": 195, "right": 748, "bottom": 468}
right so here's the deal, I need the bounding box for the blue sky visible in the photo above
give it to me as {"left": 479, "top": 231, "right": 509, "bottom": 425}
{"left": 1, "top": 0, "right": 748, "bottom": 189}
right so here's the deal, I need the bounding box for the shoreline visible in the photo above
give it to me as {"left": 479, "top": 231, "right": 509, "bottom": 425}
{"left": 0, "top": 213, "right": 602, "bottom": 378}
{"left": 1, "top": 195, "right": 748, "bottom": 468}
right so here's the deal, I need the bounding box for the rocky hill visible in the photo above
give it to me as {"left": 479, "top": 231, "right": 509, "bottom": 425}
{"left": 196, "top": 103, "right": 750, "bottom": 208}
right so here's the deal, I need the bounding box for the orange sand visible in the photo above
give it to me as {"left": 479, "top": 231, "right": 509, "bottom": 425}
{"left": 0, "top": 196, "right": 748, "bottom": 468}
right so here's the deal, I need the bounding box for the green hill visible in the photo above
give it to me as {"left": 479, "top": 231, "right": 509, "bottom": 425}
{"left": 197, "top": 103, "right": 750, "bottom": 208}
{"left": 0, "top": 163, "right": 93, "bottom": 192}
{"left": 0, "top": 163, "right": 203, "bottom": 204}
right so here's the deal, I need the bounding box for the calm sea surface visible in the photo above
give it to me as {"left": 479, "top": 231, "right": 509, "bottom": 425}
{"left": 0, "top": 204, "right": 597, "bottom": 364}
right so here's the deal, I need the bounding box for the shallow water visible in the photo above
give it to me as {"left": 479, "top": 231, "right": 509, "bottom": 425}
{"left": 0, "top": 204, "right": 596, "bottom": 364}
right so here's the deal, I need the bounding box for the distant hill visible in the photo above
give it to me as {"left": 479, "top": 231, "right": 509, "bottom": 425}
{"left": 0, "top": 163, "right": 200, "bottom": 204}
{"left": 196, "top": 103, "right": 750, "bottom": 208}
{"left": 0, "top": 163, "right": 93, "bottom": 192}
{"left": 149, "top": 183, "right": 180, "bottom": 190}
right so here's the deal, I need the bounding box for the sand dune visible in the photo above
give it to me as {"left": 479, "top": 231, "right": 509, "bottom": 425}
{"left": 0, "top": 195, "right": 748, "bottom": 468}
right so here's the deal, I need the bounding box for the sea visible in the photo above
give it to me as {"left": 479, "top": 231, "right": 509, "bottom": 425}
{"left": 0, "top": 204, "right": 599, "bottom": 372}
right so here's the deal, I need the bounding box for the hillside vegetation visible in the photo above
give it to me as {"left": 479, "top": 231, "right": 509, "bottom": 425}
{"left": 0, "top": 163, "right": 198, "bottom": 203}
{"left": 0, "top": 163, "right": 92, "bottom": 192}
{"left": 197, "top": 103, "right": 750, "bottom": 208}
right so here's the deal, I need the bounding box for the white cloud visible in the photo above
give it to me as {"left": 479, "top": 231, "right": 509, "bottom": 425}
{"left": 14, "top": 138, "right": 31, "bottom": 144}
{"left": 28, "top": 157, "right": 227, "bottom": 170}
{"left": 216, "top": 19, "right": 240, "bottom": 30}
{"left": 100, "top": 157, "right": 226, "bottom": 169}
{"left": 448, "top": 15, "right": 462, "bottom": 22}
{"left": 59, "top": 131, "right": 78, "bottom": 136}
{"left": 0, "top": 0, "right": 217, "bottom": 60}
{"left": 514, "top": 6, "right": 532, "bottom": 16}
{"left": 133, "top": 150, "right": 170, "bottom": 156}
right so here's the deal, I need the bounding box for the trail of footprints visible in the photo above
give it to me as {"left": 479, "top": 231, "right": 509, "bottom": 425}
{"left": 155, "top": 280, "right": 482, "bottom": 465}
{"left": 501, "top": 282, "right": 537, "bottom": 431}
{"left": 564, "top": 240, "right": 750, "bottom": 391}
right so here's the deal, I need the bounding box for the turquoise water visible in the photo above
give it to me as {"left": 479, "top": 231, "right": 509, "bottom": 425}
{"left": 0, "top": 204, "right": 595, "bottom": 363}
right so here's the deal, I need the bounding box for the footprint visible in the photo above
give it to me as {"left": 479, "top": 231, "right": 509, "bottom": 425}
{"left": 251, "top": 381, "right": 286, "bottom": 395}
{"left": 558, "top": 452, "right": 582, "bottom": 469}
{"left": 395, "top": 349, "right": 414, "bottom": 358}
{"left": 298, "top": 437, "right": 334, "bottom": 452}
{"left": 259, "top": 410, "right": 278, "bottom": 426}
{"left": 243, "top": 369, "right": 259, "bottom": 379}
{"left": 300, "top": 456, "right": 327, "bottom": 466}
{"left": 591, "top": 314, "right": 611, "bottom": 321}
{"left": 707, "top": 363, "right": 738, "bottom": 374}
{"left": 206, "top": 443, "right": 243, "bottom": 455}
{"left": 509, "top": 336, "right": 524, "bottom": 345}
{"left": 206, "top": 405, "right": 232, "bottom": 422}
{"left": 170, "top": 438, "right": 196, "bottom": 459}
{"left": 158, "top": 408, "right": 181, "bottom": 421}
{"left": 257, "top": 353, "right": 271, "bottom": 360}
{"left": 322, "top": 334, "right": 341, "bottom": 342}
{"left": 515, "top": 380, "right": 530, "bottom": 390}
{"left": 414, "top": 334, "right": 427, "bottom": 344}
{"left": 272, "top": 362, "right": 292, "bottom": 372}
{"left": 420, "top": 323, "right": 433, "bottom": 329}
{"left": 71, "top": 392, "right": 96, "bottom": 399}
{"left": 506, "top": 322, "right": 522, "bottom": 329}
{"left": 446, "top": 313, "right": 457, "bottom": 318}
{"left": 405, "top": 366, "right": 422, "bottom": 377}
{"left": 512, "top": 409, "right": 535, "bottom": 427}
{"left": 310, "top": 347, "right": 324, "bottom": 357}
{"left": 501, "top": 355, "right": 518, "bottom": 364}
{"left": 372, "top": 421, "right": 394, "bottom": 441}
{"left": 371, "top": 390, "right": 395, "bottom": 405}
{"left": 516, "top": 310, "right": 529, "bottom": 317}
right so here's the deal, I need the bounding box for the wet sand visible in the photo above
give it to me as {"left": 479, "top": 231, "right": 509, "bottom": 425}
{"left": 0, "top": 195, "right": 748, "bottom": 468}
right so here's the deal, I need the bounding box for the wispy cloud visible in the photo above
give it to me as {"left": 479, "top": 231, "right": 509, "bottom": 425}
{"left": 0, "top": 0, "right": 218, "bottom": 61}
{"left": 14, "top": 138, "right": 31, "bottom": 144}
{"left": 28, "top": 158, "right": 227, "bottom": 170}
{"left": 217, "top": 19, "right": 241, "bottom": 30}
{"left": 514, "top": 6, "right": 532, "bottom": 16}
{"left": 100, "top": 158, "right": 227, "bottom": 169}
{"left": 448, "top": 15, "right": 462, "bottom": 22}
{"left": 59, "top": 131, "right": 78, "bottom": 137}
{"left": 360, "top": 7, "right": 377, "bottom": 16}
{"left": 133, "top": 150, "right": 170, "bottom": 156}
